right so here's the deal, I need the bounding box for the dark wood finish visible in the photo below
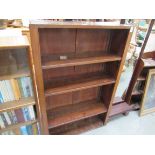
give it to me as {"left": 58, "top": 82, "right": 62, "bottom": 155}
{"left": 49, "top": 116, "right": 103, "bottom": 135}
{"left": 30, "top": 21, "right": 132, "bottom": 134}
{"left": 48, "top": 100, "right": 107, "bottom": 128}
{"left": 110, "top": 101, "right": 133, "bottom": 117}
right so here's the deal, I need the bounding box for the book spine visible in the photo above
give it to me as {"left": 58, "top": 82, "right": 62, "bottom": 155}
{"left": 10, "top": 110, "right": 18, "bottom": 124}
{"left": 0, "top": 115, "right": 5, "bottom": 129}
{"left": 7, "top": 111, "right": 14, "bottom": 124}
{"left": 32, "top": 123, "right": 38, "bottom": 135}
{"left": 17, "top": 78, "right": 25, "bottom": 98}
{"left": 0, "top": 91, "right": 4, "bottom": 104}
{"left": 5, "top": 80, "right": 15, "bottom": 101}
{"left": 14, "top": 109, "right": 25, "bottom": 123}
{"left": 3, "top": 112, "right": 12, "bottom": 125}
{"left": 3, "top": 80, "right": 12, "bottom": 102}
{"left": 27, "top": 77, "right": 34, "bottom": 96}
{"left": 24, "top": 77, "right": 31, "bottom": 97}
{"left": 0, "top": 113, "right": 8, "bottom": 127}
{"left": 0, "top": 81, "right": 9, "bottom": 102}
{"left": 28, "top": 106, "right": 35, "bottom": 120}
{"left": 20, "top": 126, "right": 28, "bottom": 135}
{"left": 10, "top": 79, "right": 20, "bottom": 100}
{"left": 26, "top": 125, "right": 32, "bottom": 135}
{"left": 21, "top": 77, "right": 28, "bottom": 97}
{"left": 22, "top": 107, "right": 31, "bottom": 121}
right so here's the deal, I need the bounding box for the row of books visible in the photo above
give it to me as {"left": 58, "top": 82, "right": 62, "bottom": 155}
{"left": 0, "top": 105, "right": 35, "bottom": 129}
{"left": 1, "top": 123, "right": 40, "bottom": 135}
{"left": 0, "top": 76, "right": 33, "bottom": 103}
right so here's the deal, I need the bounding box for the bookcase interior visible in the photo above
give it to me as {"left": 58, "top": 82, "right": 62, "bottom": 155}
{"left": 30, "top": 22, "right": 131, "bottom": 134}
{"left": 0, "top": 48, "right": 29, "bottom": 77}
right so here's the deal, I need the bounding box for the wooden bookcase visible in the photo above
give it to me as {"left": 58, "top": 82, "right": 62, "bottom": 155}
{"left": 30, "top": 21, "right": 132, "bottom": 134}
{"left": 0, "top": 36, "right": 39, "bottom": 134}
{"left": 127, "top": 51, "right": 155, "bottom": 108}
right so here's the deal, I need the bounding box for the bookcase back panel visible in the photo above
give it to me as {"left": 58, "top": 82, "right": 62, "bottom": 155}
{"left": 39, "top": 28, "right": 76, "bottom": 55}
{"left": 76, "top": 29, "right": 111, "bottom": 53}
{"left": 0, "top": 48, "right": 29, "bottom": 76}
{"left": 46, "top": 87, "right": 100, "bottom": 109}
{"left": 42, "top": 62, "right": 119, "bottom": 82}
{"left": 110, "top": 29, "right": 129, "bottom": 56}
{"left": 43, "top": 63, "right": 104, "bottom": 84}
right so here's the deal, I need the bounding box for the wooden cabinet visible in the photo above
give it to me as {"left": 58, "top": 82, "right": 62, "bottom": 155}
{"left": 30, "top": 21, "right": 132, "bottom": 134}
{"left": 0, "top": 36, "right": 39, "bottom": 134}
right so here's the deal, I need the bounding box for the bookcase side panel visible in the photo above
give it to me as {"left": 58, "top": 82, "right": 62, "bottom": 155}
{"left": 30, "top": 25, "right": 49, "bottom": 134}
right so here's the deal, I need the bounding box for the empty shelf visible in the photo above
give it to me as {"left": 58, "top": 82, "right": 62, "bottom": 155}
{"left": 47, "top": 100, "right": 107, "bottom": 129}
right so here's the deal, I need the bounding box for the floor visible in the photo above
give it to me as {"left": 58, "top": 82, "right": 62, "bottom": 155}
{"left": 83, "top": 61, "right": 155, "bottom": 135}
{"left": 83, "top": 111, "right": 155, "bottom": 135}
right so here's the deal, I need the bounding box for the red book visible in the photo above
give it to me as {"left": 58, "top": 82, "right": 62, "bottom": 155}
{"left": 14, "top": 109, "right": 25, "bottom": 123}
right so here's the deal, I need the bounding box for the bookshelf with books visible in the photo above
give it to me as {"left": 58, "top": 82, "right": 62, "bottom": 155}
{"left": 0, "top": 36, "right": 40, "bottom": 135}
{"left": 30, "top": 21, "right": 132, "bottom": 134}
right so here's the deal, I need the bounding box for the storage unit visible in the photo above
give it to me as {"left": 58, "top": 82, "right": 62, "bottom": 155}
{"left": 0, "top": 36, "right": 39, "bottom": 134}
{"left": 30, "top": 21, "right": 132, "bottom": 134}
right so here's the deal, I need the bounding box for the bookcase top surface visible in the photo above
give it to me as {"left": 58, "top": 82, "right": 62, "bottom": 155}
{"left": 0, "top": 36, "right": 29, "bottom": 49}
{"left": 30, "top": 20, "right": 131, "bottom": 29}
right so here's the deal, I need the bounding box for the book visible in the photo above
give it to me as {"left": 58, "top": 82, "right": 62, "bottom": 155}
{"left": 27, "top": 77, "right": 33, "bottom": 96}
{"left": 10, "top": 110, "right": 18, "bottom": 124}
{"left": 20, "top": 126, "right": 28, "bottom": 135}
{"left": 24, "top": 77, "right": 31, "bottom": 97}
{"left": 26, "top": 125, "right": 32, "bottom": 135}
{"left": 14, "top": 108, "right": 25, "bottom": 123}
{"left": 21, "top": 77, "right": 28, "bottom": 97}
{"left": 5, "top": 80, "right": 15, "bottom": 101}
{"left": 0, "top": 91, "right": 4, "bottom": 103}
{"left": 22, "top": 107, "right": 31, "bottom": 121}
{"left": 0, "top": 81, "right": 10, "bottom": 102}
{"left": 3, "top": 112, "right": 12, "bottom": 125}
{"left": 17, "top": 78, "right": 25, "bottom": 98}
{"left": 0, "top": 113, "right": 8, "bottom": 127}
{"left": 0, "top": 115, "right": 5, "bottom": 129}
{"left": 32, "top": 123, "right": 38, "bottom": 135}
{"left": 28, "top": 106, "right": 35, "bottom": 120}
{"left": 13, "top": 128, "right": 21, "bottom": 135}
{"left": 7, "top": 111, "right": 15, "bottom": 124}
{"left": 10, "top": 79, "right": 21, "bottom": 100}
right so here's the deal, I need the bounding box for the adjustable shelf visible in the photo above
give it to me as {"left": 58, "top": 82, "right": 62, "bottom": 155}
{"left": 0, "top": 119, "right": 37, "bottom": 134}
{"left": 45, "top": 73, "right": 115, "bottom": 96}
{"left": 0, "top": 97, "right": 35, "bottom": 113}
{"left": 42, "top": 54, "right": 121, "bottom": 69}
{"left": 132, "top": 90, "right": 144, "bottom": 96}
{"left": 0, "top": 69, "right": 30, "bottom": 81}
{"left": 48, "top": 100, "right": 107, "bottom": 128}
{"left": 30, "top": 21, "right": 132, "bottom": 134}
{"left": 137, "top": 76, "right": 146, "bottom": 81}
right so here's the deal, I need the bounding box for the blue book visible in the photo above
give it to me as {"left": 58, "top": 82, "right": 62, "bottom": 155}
{"left": 21, "top": 77, "right": 28, "bottom": 97}
{"left": 0, "top": 91, "right": 4, "bottom": 104}
{"left": 22, "top": 107, "right": 31, "bottom": 121}
{"left": 26, "top": 125, "right": 32, "bottom": 135}
{"left": 20, "top": 126, "right": 28, "bottom": 135}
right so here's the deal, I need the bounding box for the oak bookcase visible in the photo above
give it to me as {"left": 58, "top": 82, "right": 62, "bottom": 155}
{"left": 30, "top": 20, "right": 132, "bottom": 134}
{"left": 0, "top": 36, "right": 39, "bottom": 134}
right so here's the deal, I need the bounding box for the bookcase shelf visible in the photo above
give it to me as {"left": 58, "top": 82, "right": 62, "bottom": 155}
{"left": 137, "top": 76, "right": 146, "bottom": 81}
{"left": 131, "top": 90, "right": 144, "bottom": 96}
{"left": 30, "top": 21, "right": 132, "bottom": 134}
{"left": 48, "top": 100, "right": 107, "bottom": 128}
{"left": 0, "top": 119, "right": 37, "bottom": 134}
{"left": 0, "top": 69, "right": 30, "bottom": 81}
{"left": 45, "top": 73, "right": 115, "bottom": 96}
{"left": 42, "top": 54, "right": 121, "bottom": 69}
{"left": 0, "top": 97, "right": 35, "bottom": 113}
